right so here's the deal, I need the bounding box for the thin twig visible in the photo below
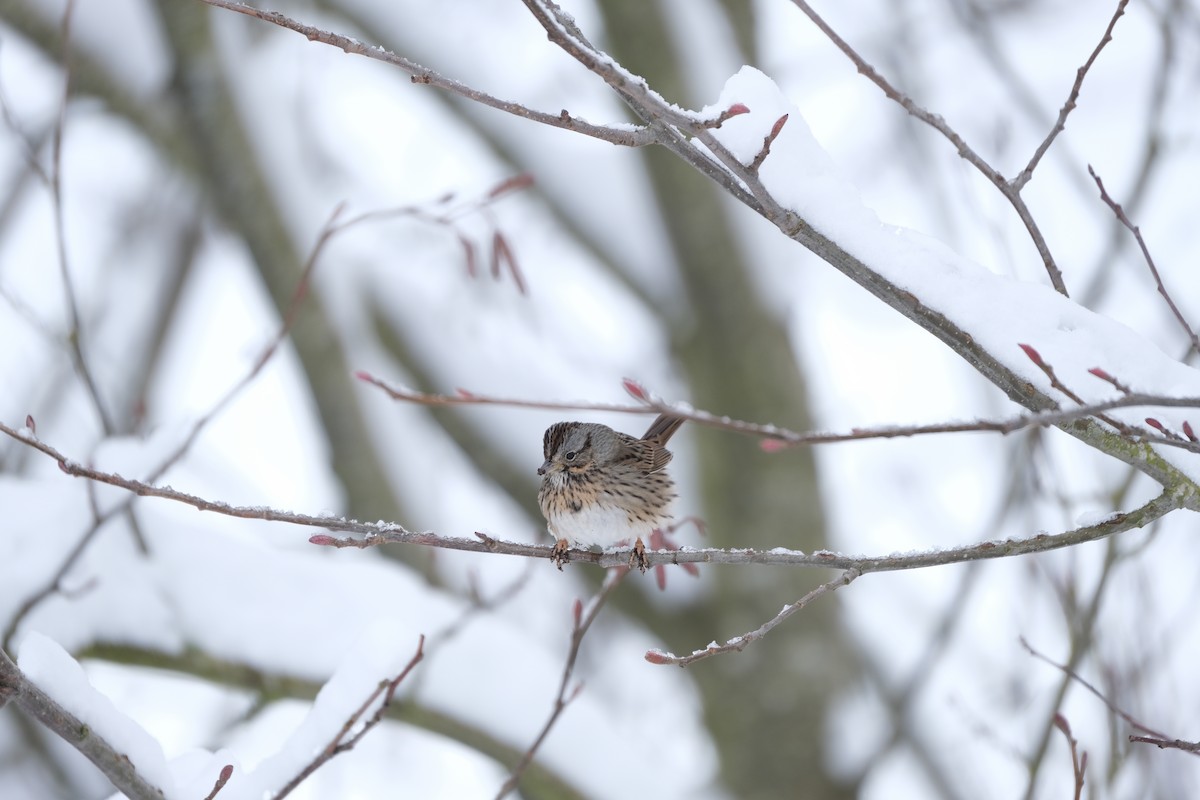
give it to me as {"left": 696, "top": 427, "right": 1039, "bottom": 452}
{"left": 3, "top": 184, "right": 528, "bottom": 649}
{"left": 1089, "top": 165, "right": 1200, "bottom": 356}
{"left": 0, "top": 419, "right": 1181, "bottom": 573}
{"left": 495, "top": 569, "right": 628, "bottom": 798}
{"left": 49, "top": 0, "right": 113, "bottom": 433}
{"left": 192, "top": 0, "right": 654, "bottom": 147}
{"left": 747, "top": 114, "right": 789, "bottom": 172}
{"left": 1128, "top": 735, "right": 1200, "bottom": 753}
{"left": 361, "top": 373, "right": 1200, "bottom": 454}
{"left": 645, "top": 569, "right": 859, "bottom": 667}
{"left": 1012, "top": 0, "right": 1130, "bottom": 191}
{"left": 3, "top": 200, "right": 340, "bottom": 649}
{"left": 425, "top": 563, "right": 536, "bottom": 649}
{"left": 274, "top": 636, "right": 426, "bottom": 799}
{"left": 1050, "top": 714, "right": 1087, "bottom": 800}
{"left": 786, "top": 0, "right": 1069, "bottom": 295}
{"left": 1020, "top": 637, "right": 1190, "bottom": 750}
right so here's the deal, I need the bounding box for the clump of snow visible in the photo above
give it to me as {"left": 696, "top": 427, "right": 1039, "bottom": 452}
{"left": 18, "top": 632, "right": 176, "bottom": 796}
{"left": 701, "top": 67, "right": 1200, "bottom": 485}
{"left": 1076, "top": 509, "right": 1120, "bottom": 527}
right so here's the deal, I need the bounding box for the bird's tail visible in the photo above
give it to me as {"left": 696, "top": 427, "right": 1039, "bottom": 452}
{"left": 641, "top": 413, "right": 685, "bottom": 445}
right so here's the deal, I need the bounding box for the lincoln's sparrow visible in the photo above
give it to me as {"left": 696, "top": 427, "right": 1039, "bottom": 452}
{"left": 537, "top": 413, "right": 684, "bottom": 570}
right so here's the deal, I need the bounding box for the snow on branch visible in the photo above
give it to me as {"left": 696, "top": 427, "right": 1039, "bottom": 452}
{"left": 193, "top": 0, "right": 1200, "bottom": 500}
{"left": 0, "top": 639, "right": 167, "bottom": 800}
{"left": 646, "top": 569, "right": 859, "bottom": 667}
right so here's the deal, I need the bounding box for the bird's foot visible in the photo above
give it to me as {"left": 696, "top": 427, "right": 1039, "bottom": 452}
{"left": 628, "top": 537, "right": 649, "bottom": 573}
{"left": 551, "top": 538, "right": 571, "bottom": 570}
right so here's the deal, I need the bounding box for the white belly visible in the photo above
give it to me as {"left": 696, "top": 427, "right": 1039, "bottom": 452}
{"left": 547, "top": 503, "right": 669, "bottom": 549}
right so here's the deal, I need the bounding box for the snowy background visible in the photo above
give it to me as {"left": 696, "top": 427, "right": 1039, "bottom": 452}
{"left": 2, "top": 0, "right": 1199, "bottom": 798}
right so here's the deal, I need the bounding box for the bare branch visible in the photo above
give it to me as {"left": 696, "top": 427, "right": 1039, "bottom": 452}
{"left": 0, "top": 419, "right": 1179, "bottom": 572}
{"left": 1128, "top": 735, "right": 1200, "bottom": 754}
{"left": 645, "top": 569, "right": 859, "bottom": 667}
{"left": 191, "top": 0, "right": 654, "bottom": 146}
{"left": 1020, "top": 636, "right": 1198, "bottom": 757}
{"left": 1050, "top": 713, "right": 1087, "bottom": 800}
{"left": 49, "top": 0, "right": 113, "bottom": 433}
{"left": 1089, "top": 165, "right": 1200, "bottom": 356}
{"left": 786, "top": 0, "right": 1069, "bottom": 295}
{"left": 1012, "top": 0, "right": 1130, "bottom": 191}
{"left": 495, "top": 569, "right": 627, "bottom": 798}
{"left": 275, "top": 636, "right": 426, "bottom": 799}
{"left": 361, "top": 373, "right": 1200, "bottom": 454}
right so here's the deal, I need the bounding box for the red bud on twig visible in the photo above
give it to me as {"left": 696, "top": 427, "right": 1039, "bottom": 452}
{"left": 643, "top": 649, "right": 672, "bottom": 665}
{"left": 572, "top": 598, "right": 583, "bottom": 627}
{"left": 622, "top": 378, "right": 648, "bottom": 401}
{"left": 24, "top": 414, "right": 34, "bottom": 434}
{"left": 309, "top": 535, "right": 336, "bottom": 546}
{"left": 1145, "top": 418, "right": 1166, "bottom": 432}
{"left": 487, "top": 173, "right": 535, "bottom": 199}
{"left": 707, "top": 103, "right": 751, "bottom": 128}
{"left": 769, "top": 113, "right": 789, "bottom": 139}
{"left": 1087, "top": 367, "right": 1111, "bottom": 381}
{"left": 1018, "top": 343, "right": 1044, "bottom": 366}
{"left": 1183, "top": 421, "right": 1196, "bottom": 442}
{"left": 760, "top": 438, "right": 789, "bottom": 453}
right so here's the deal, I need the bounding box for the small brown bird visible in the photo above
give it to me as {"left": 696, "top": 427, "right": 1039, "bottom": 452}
{"left": 537, "top": 413, "right": 684, "bottom": 570}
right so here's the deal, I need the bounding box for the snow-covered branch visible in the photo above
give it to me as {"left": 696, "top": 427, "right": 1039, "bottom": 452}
{"left": 0, "top": 647, "right": 166, "bottom": 800}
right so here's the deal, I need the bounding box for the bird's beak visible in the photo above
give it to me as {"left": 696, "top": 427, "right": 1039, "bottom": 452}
{"left": 537, "top": 460, "right": 551, "bottom": 476}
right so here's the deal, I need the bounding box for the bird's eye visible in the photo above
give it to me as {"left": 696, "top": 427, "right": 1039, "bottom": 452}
{"left": 565, "top": 451, "right": 577, "bottom": 461}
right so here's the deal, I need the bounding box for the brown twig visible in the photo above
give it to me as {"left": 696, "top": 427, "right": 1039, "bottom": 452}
{"left": 1020, "top": 637, "right": 1198, "bottom": 757}
{"left": 1128, "top": 735, "right": 1200, "bottom": 753}
{"left": 49, "top": 0, "right": 114, "bottom": 434}
{"left": 495, "top": 569, "right": 628, "bottom": 799}
{"left": 426, "top": 562, "right": 536, "bottom": 649}
{"left": 1050, "top": 714, "right": 1087, "bottom": 800}
{"left": 516, "top": 0, "right": 765, "bottom": 212}
{"left": 192, "top": 0, "right": 654, "bottom": 147}
{"left": 274, "top": 635, "right": 426, "bottom": 799}
{"left": 360, "top": 372, "right": 1200, "bottom": 454}
{"left": 1088, "top": 165, "right": 1200, "bottom": 356}
{"left": 748, "top": 113, "right": 789, "bottom": 172}
{"left": 645, "top": 569, "right": 859, "bottom": 667}
{"left": 1012, "top": 0, "right": 1130, "bottom": 191}
{"left": 0, "top": 421, "right": 1179, "bottom": 572}
{"left": 2, "top": 511, "right": 108, "bottom": 652}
